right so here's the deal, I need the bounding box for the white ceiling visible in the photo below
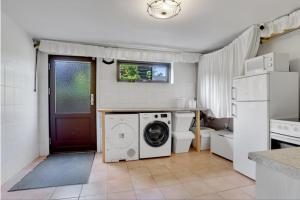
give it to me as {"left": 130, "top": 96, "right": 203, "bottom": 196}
{"left": 2, "top": 0, "right": 300, "bottom": 53}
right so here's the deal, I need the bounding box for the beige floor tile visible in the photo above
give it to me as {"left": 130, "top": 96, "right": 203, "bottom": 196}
{"left": 90, "top": 165, "right": 107, "bottom": 173}
{"left": 143, "top": 159, "right": 168, "bottom": 168}
{"left": 212, "top": 168, "right": 237, "bottom": 177}
{"left": 88, "top": 171, "right": 108, "bottom": 183}
{"left": 50, "top": 185, "right": 82, "bottom": 199}
{"left": 204, "top": 174, "right": 253, "bottom": 191}
{"left": 79, "top": 193, "right": 107, "bottom": 200}
{"left": 173, "top": 171, "right": 202, "bottom": 183}
{"left": 135, "top": 188, "right": 165, "bottom": 200}
{"left": 153, "top": 173, "right": 180, "bottom": 187}
{"left": 92, "top": 162, "right": 106, "bottom": 169}
{"left": 195, "top": 168, "right": 228, "bottom": 179}
{"left": 126, "top": 160, "right": 145, "bottom": 169}
{"left": 159, "top": 184, "right": 190, "bottom": 200}
{"left": 236, "top": 173, "right": 255, "bottom": 184}
{"left": 81, "top": 181, "right": 107, "bottom": 197}
{"left": 21, "top": 187, "right": 56, "bottom": 200}
{"left": 107, "top": 163, "right": 128, "bottom": 171}
{"left": 196, "top": 167, "right": 237, "bottom": 179}
{"left": 190, "top": 193, "right": 224, "bottom": 200}
{"left": 107, "top": 191, "right": 136, "bottom": 200}
{"left": 107, "top": 162, "right": 128, "bottom": 169}
{"left": 2, "top": 188, "right": 54, "bottom": 200}
{"left": 107, "top": 168, "right": 130, "bottom": 181}
{"left": 129, "top": 167, "right": 151, "bottom": 177}
{"left": 1, "top": 181, "right": 17, "bottom": 194}
{"left": 166, "top": 164, "right": 189, "bottom": 174}
{"left": 94, "top": 153, "right": 102, "bottom": 159}
{"left": 1, "top": 191, "right": 23, "bottom": 200}
{"left": 183, "top": 180, "right": 216, "bottom": 197}
{"left": 240, "top": 185, "right": 256, "bottom": 199}
{"left": 204, "top": 176, "right": 240, "bottom": 192}
{"left": 218, "top": 188, "right": 253, "bottom": 200}
{"left": 148, "top": 165, "right": 171, "bottom": 176}
{"left": 222, "top": 174, "right": 254, "bottom": 188}
{"left": 131, "top": 175, "right": 157, "bottom": 190}
{"left": 107, "top": 177, "right": 134, "bottom": 193}
{"left": 89, "top": 165, "right": 107, "bottom": 177}
{"left": 91, "top": 162, "right": 108, "bottom": 170}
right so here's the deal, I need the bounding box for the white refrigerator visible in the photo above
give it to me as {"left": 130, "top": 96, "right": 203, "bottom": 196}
{"left": 232, "top": 72, "right": 299, "bottom": 180}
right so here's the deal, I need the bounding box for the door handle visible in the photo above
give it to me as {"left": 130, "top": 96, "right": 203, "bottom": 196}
{"left": 232, "top": 103, "right": 237, "bottom": 118}
{"left": 232, "top": 87, "right": 237, "bottom": 100}
{"left": 90, "top": 94, "right": 94, "bottom": 106}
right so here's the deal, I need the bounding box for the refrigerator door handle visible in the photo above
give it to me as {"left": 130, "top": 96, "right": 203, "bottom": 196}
{"left": 232, "top": 87, "right": 237, "bottom": 100}
{"left": 232, "top": 103, "right": 237, "bottom": 118}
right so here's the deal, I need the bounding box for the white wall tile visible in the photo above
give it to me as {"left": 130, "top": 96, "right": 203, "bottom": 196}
{"left": 1, "top": 13, "right": 39, "bottom": 184}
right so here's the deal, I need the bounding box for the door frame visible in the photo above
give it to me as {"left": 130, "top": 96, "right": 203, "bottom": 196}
{"left": 48, "top": 55, "right": 97, "bottom": 153}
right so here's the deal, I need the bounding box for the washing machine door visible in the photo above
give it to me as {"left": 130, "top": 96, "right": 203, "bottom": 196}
{"left": 144, "top": 121, "right": 169, "bottom": 147}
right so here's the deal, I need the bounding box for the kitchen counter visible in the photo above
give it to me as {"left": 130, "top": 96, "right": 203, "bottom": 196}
{"left": 249, "top": 147, "right": 300, "bottom": 179}
{"left": 97, "top": 107, "right": 206, "bottom": 112}
{"left": 249, "top": 148, "right": 300, "bottom": 199}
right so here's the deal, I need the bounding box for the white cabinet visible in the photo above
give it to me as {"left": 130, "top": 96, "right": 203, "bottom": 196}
{"left": 211, "top": 130, "right": 233, "bottom": 161}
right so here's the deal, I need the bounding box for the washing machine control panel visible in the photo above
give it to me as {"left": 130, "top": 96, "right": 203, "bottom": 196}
{"left": 154, "top": 113, "right": 169, "bottom": 119}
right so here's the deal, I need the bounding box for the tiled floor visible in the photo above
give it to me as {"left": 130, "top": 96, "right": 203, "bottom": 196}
{"left": 1, "top": 151, "right": 256, "bottom": 200}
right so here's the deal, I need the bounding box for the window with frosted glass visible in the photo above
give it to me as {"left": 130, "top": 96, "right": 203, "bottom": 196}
{"left": 55, "top": 60, "right": 91, "bottom": 113}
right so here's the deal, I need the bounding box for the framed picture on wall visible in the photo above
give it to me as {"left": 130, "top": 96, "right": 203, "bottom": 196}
{"left": 117, "top": 60, "right": 171, "bottom": 83}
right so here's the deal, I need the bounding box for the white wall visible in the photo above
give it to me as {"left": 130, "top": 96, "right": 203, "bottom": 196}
{"left": 37, "top": 52, "right": 49, "bottom": 156}
{"left": 98, "top": 60, "right": 197, "bottom": 108}
{"left": 258, "top": 29, "right": 300, "bottom": 112}
{"left": 1, "top": 13, "right": 39, "bottom": 184}
{"left": 258, "top": 29, "right": 300, "bottom": 77}
{"left": 258, "top": 30, "right": 300, "bottom": 72}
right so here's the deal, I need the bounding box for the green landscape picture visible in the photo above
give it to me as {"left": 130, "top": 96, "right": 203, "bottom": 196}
{"left": 118, "top": 62, "right": 168, "bottom": 82}
{"left": 119, "top": 63, "right": 141, "bottom": 81}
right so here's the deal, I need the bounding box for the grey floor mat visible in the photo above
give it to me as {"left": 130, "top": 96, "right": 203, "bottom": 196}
{"left": 9, "top": 152, "right": 95, "bottom": 191}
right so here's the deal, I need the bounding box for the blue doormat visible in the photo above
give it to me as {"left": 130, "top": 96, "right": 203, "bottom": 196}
{"left": 9, "top": 152, "right": 95, "bottom": 191}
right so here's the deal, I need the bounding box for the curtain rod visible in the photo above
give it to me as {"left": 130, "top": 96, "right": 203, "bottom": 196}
{"left": 32, "top": 39, "right": 200, "bottom": 54}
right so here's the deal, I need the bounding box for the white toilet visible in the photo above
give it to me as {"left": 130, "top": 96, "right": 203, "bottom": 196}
{"left": 172, "top": 112, "right": 195, "bottom": 153}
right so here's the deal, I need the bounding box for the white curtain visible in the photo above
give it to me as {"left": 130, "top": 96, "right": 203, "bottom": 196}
{"left": 39, "top": 40, "right": 201, "bottom": 63}
{"left": 197, "top": 25, "right": 260, "bottom": 118}
{"left": 261, "top": 9, "right": 300, "bottom": 38}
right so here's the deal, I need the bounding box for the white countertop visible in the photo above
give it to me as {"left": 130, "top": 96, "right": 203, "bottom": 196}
{"left": 249, "top": 147, "right": 300, "bottom": 179}
{"left": 97, "top": 107, "right": 206, "bottom": 112}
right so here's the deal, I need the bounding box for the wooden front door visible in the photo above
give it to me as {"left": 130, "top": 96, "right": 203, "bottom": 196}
{"left": 49, "top": 56, "right": 96, "bottom": 152}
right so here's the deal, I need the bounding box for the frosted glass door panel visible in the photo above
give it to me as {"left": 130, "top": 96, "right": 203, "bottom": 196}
{"left": 55, "top": 61, "right": 91, "bottom": 113}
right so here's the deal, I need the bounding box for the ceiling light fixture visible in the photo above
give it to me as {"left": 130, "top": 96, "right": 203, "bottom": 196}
{"left": 147, "top": 0, "right": 181, "bottom": 19}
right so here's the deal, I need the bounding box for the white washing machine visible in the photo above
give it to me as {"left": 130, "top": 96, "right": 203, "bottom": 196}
{"left": 105, "top": 114, "right": 139, "bottom": 162}
{"left": 139, "top": 112, "right": 172, "bottom": 158}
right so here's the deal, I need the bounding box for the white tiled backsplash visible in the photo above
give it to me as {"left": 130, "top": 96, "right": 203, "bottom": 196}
{"left": 97, "top": 61, "right": 197, "bottom": 108}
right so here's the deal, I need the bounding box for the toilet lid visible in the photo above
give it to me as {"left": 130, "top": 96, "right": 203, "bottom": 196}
{"left": 173, "top": 131, "right": 195, "bottom": 139}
